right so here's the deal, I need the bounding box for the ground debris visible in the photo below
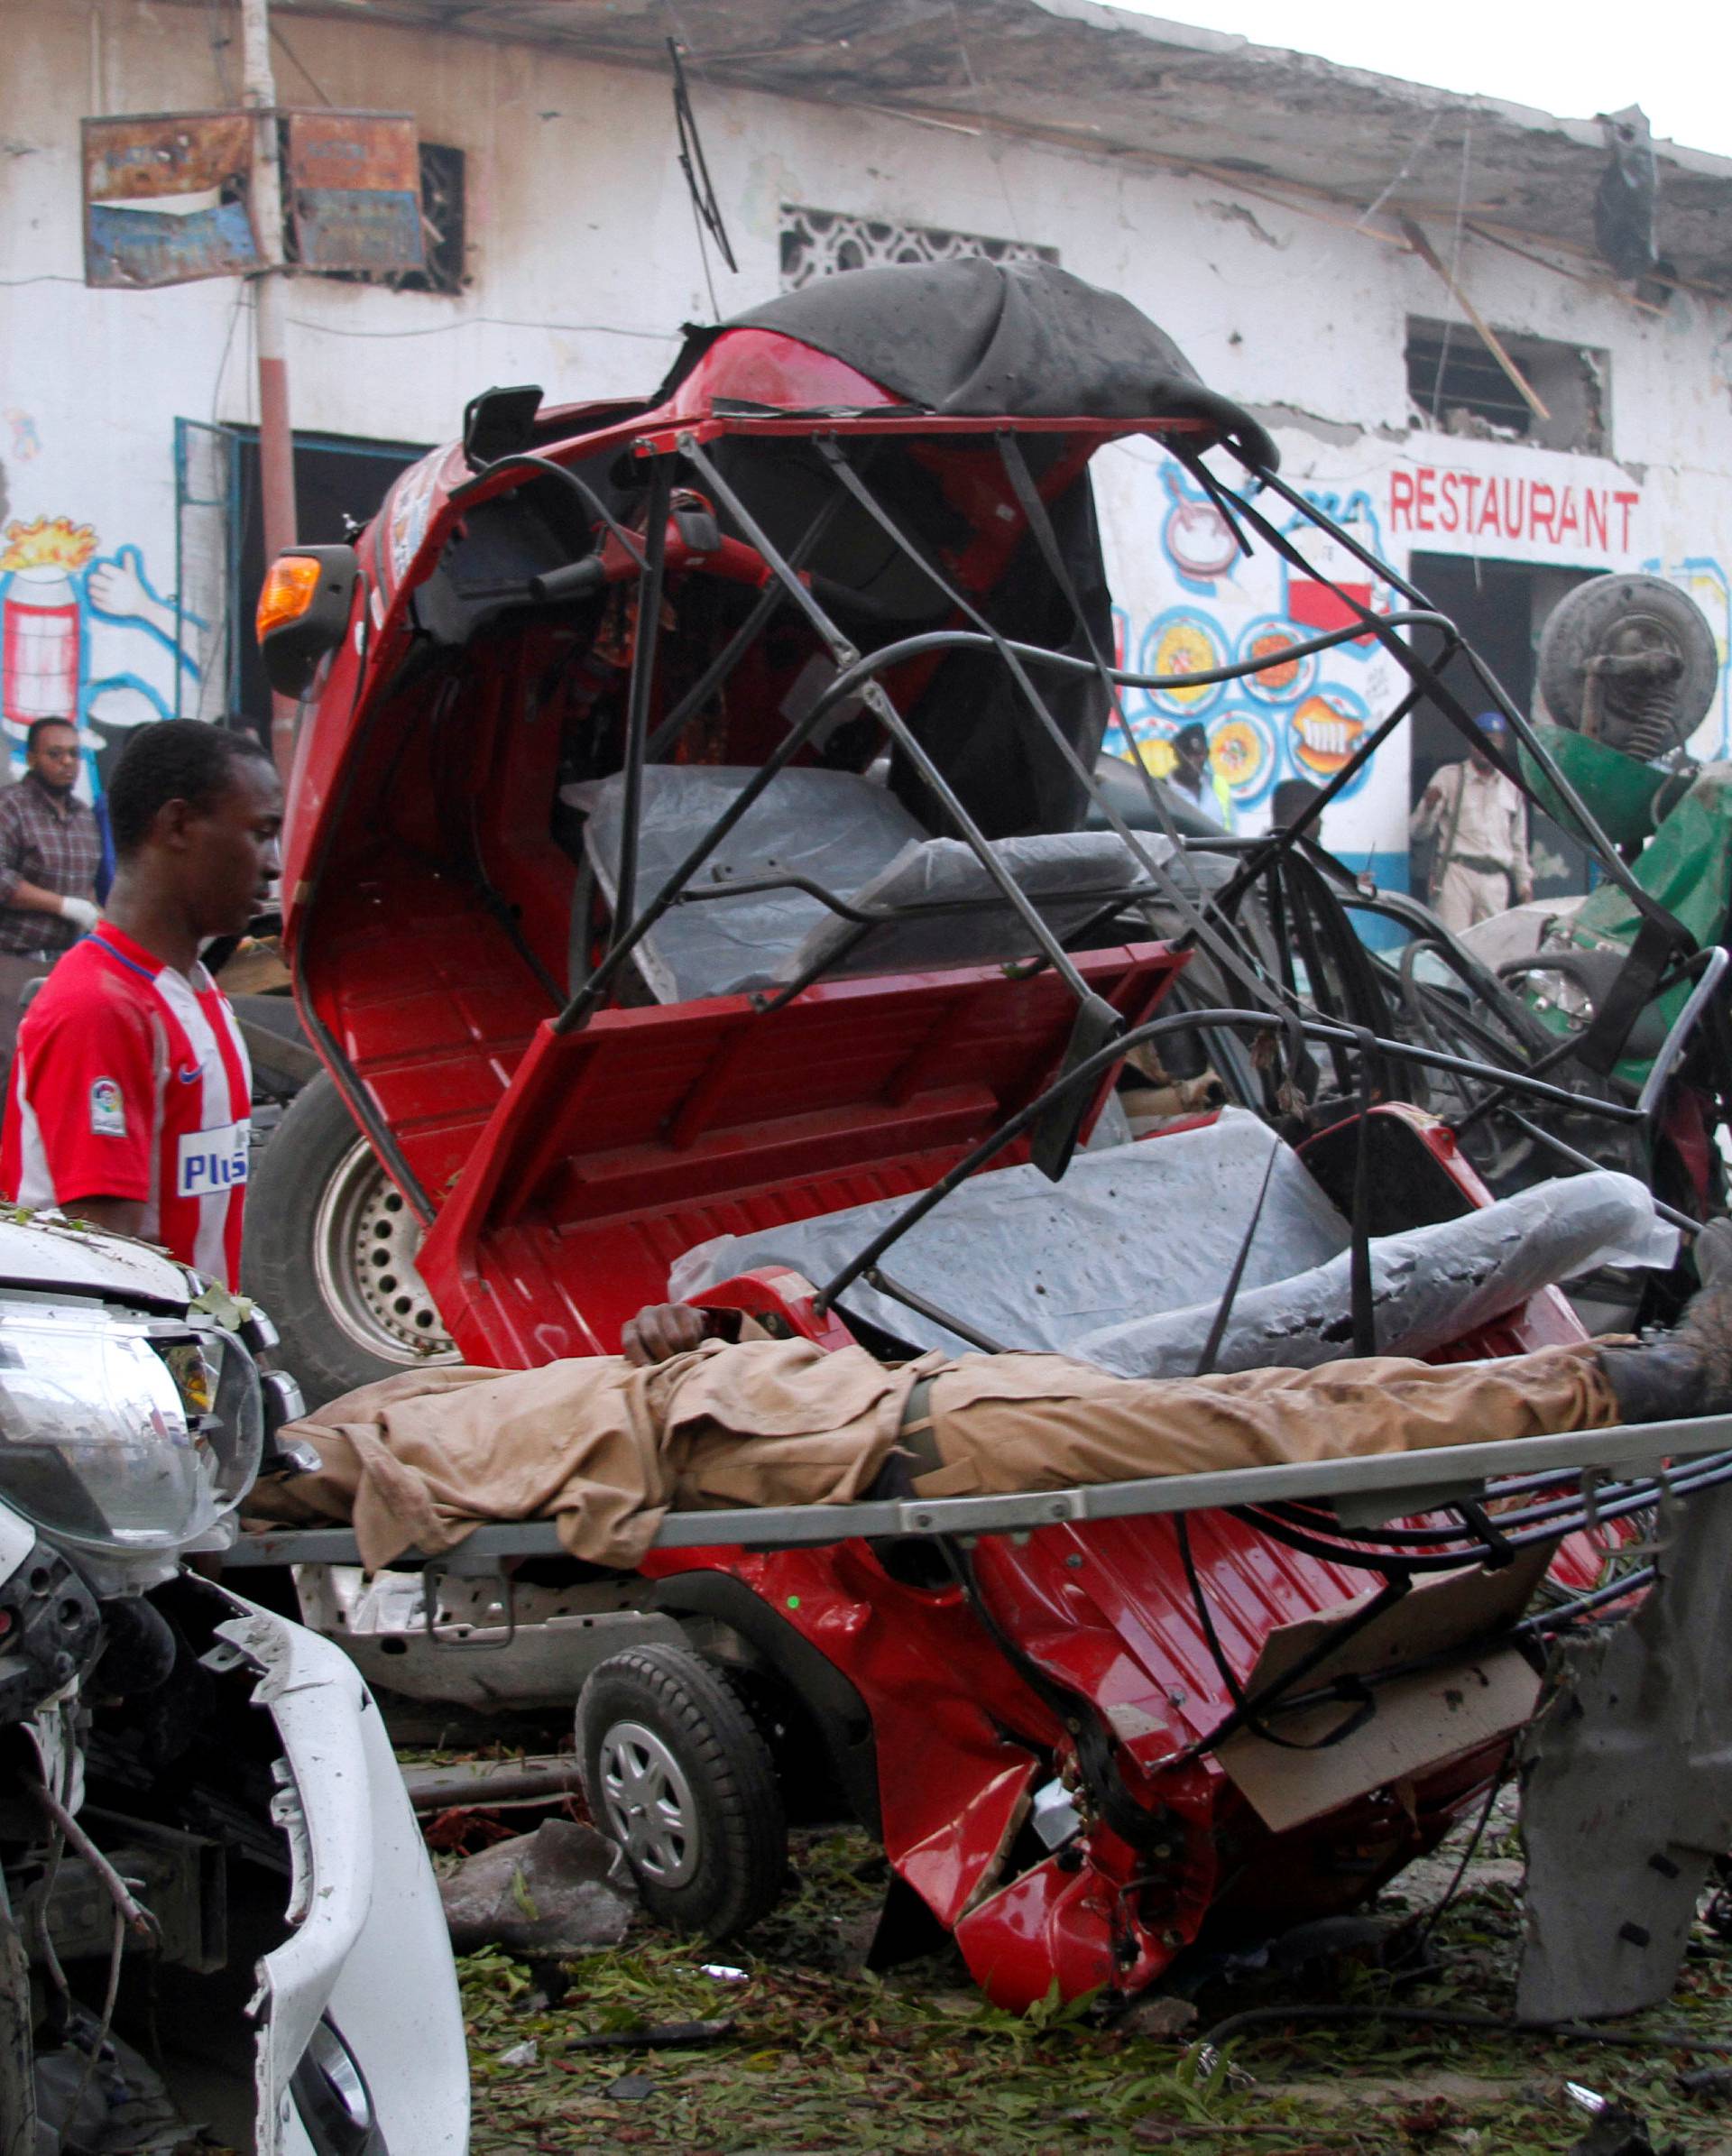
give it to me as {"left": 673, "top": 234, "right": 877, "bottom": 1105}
{"left": 1119, "top": 1994, "right": 1202, "bottom": 2040}
{"left": 568, "top": 2019, "right": 735, "bottom": 2050}
{"left": 456, "top": 1819, "right": 1732, "bottom": 2155}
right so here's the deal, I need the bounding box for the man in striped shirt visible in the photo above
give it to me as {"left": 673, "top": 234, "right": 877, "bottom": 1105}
{"left": 1, "top": 721, "right": 282, "bottom": 1286}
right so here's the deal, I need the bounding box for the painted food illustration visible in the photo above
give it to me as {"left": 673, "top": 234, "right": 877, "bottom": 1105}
{"left": 1147, "top": 611, "right": 1226, "bottom": 710}
{"left": 1290, "top": 695, "right": 1368, "bottom": 777}
{"left": 1164, "top": 495, "right": 1240, "bottom": 583}
{"left": 1209, "top": 715, "right": 1271, "bottom": 796}
{"left": 1247, "top": 628, "right": 1302, "bottom": 694}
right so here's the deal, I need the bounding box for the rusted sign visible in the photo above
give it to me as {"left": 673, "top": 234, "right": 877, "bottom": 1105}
{"left": 82, "top": 112, "right": 259, "bottom": 288}
{"left": 84, "top": 111, "right": 252, "bottom": 198}
{"left": 285, "top": 111, "right": 424, "bottom": 274}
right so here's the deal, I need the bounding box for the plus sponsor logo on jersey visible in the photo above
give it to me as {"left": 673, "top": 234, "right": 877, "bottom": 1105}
{"left": 175, "top": 1119, "right": 251, "bottom": 1200}
{"left": 89, "top": 1078, "right": 126, "bottom": 1138}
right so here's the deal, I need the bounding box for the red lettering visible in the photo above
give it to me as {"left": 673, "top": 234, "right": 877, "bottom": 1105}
{"left": 1585, "top": 490, "right": 1608, "bottom": 549}
{"left": 1615, "top": 490, "right": 1640, "bottom": 549}
{"left": 1414, "top": 468, "right": 1437, "bottom": 531}
{"left": 1390, "top": 469, "right": 1415, "bottom": 531}
{"left": 1479, "top": 479, "right": 1502, "bottom": 538}
{"left": 1461, "top": 473, "right": 1482, "bottom": 531}
{"left": 1440, "top": 471, "right": 1460, "bottom": 532}
{"left": 1504, "top": 480, "right": 1525, "bottom": 538}
{"left": 1556, "top": 487, "right": 1580, "bottom": 544}
{"left": 1530, "top": 482, "right": 1557, "bottom": 542}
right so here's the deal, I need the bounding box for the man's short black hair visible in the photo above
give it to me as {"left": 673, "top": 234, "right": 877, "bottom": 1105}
{"left": 106, "top": 720, "right": 274, "bottom": 858}
{"left": 1271, "top": 778, "right": 1324, "bottom": 827}
{"left": 1174, "top": 722, "right": 1209, "bottom": 754}
{"left": 25, "top": 715, "right": 78, "bottom": 755}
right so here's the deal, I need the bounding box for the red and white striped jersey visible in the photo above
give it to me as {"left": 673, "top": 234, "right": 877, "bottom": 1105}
{"left": 1, "top": 926, "right": 253, "bottom": 1286}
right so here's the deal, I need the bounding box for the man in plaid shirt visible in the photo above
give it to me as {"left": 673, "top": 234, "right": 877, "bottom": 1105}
{"left": 0, "top": 717, "right": 102, "bottom": 1059}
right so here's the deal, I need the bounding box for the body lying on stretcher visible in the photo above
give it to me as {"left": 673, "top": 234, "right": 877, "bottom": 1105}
{"left": 245, "top": 1167, "right": 1724, "bottom": 1577}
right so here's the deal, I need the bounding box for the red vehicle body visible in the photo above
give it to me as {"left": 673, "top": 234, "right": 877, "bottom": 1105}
{"left": 270, "top": 263, "right": 1638, "bottom": 2007}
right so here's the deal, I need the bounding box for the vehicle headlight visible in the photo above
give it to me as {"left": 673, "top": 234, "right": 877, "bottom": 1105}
{"left": 291, "top": 2019, "right": 387, "bottom": 2155}
{"left": 0, "top": 1306, "right": 263, "bottom": 1555}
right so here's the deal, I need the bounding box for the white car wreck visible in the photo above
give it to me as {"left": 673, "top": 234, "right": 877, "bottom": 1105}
{"left": 0, "top": 1216, "right": 467, "bottom": 2153}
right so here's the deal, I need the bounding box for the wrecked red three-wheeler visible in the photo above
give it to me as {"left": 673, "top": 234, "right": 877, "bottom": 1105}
{"left": 236, "top": 261, "right": 1727, "bottom": 2013}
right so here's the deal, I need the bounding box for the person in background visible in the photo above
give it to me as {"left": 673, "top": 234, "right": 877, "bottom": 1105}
{"left": 0, "top": 720, "right": 282, "bottom": 1286}
{"left": 1410, "top": 712, "right": 1534, "bottom": 933}
{"left": 0, "top": 716, "right": 102, "bottom": 1061}
{"left": 1270, "top": 777, "right": 1325, "bottom": 834}
{"left": 1169, "top": 721, "right": 1235, "bottom": 830}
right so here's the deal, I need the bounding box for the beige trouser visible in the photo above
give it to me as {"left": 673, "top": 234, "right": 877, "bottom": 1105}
{"left": 260, "top": 1335, "right": 1619, "bottom": 1570}
{"left": 908, "top": 1341, "right": 1617, "bottom": 1499}
{"left": 1434, "top": 861, "right": 1513, "bottom": 934}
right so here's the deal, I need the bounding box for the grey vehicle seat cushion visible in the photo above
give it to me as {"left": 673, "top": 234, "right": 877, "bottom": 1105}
{"left": 565, "top": 766, "right": 926, "bottom": 1004}
{"left": 772, "top": 830, "right": 1164, "bottom": 987}
{"left": 669, "top": 1109, "right": 1672, "bottom": 1369}
{"left": 669, "top": 1109, "right": 1352, "bottom": 1359}
{"left": 564, "top": 766, "right": 1165, "bottom": 1004}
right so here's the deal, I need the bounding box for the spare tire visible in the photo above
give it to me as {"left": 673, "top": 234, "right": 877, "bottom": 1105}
{"left": 1537, "top": 573, "right": 1718, "bottom": 753}
{"left": 243, "top": 1073, "right": 456, "bottom": 1408}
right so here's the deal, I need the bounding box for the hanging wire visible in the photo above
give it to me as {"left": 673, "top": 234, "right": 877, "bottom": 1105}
{"left": 1427, "top": 116, "right": 1476, "bottom": 427}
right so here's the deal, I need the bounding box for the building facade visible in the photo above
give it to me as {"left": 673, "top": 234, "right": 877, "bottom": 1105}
{"left": 5, "top": 0, "right": 1730, "bottom": 889}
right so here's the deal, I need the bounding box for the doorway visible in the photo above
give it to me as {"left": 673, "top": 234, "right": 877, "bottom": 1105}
{"left": 1406, "top": 551, "right": 1601, "bottom": 901}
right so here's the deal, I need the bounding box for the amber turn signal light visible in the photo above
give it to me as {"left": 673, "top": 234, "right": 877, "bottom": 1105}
{"left": 256, "top": 544, "right": 359, "bottom": 699}
{"left": 256, "top": 555, "right": 326, "bottom": 641}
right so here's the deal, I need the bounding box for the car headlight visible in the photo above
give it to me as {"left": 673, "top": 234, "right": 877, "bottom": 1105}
{"left": 291, "top": 2019, "right": 388, "bottom": 2156}
{"left": 0, "top": 1305, "right": 263, "bottom": 1556}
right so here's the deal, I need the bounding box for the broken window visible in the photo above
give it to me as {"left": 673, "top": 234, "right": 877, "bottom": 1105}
{"left": 1405, "top": 318, "right": 1609, "bottom": 455}
{"left": 780, "top": 205, "right": 1056, "bottom": 290}
{"left": 320, "top": 142, "right": 467, "bottom": 296}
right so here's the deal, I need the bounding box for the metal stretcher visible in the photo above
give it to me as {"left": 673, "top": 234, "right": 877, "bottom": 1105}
{"left": 224, "top": 1407, "right": 1732, "bottom": 1569}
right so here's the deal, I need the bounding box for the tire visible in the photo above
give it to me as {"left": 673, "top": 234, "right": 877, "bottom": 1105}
{"left": 1537, "top": 573, "right": 1719, "bottom": 748}
{"left": 578, "top": 1645, "right": 788, "bottom": 1940}
{"left": 242, "top": 1073, "right": 456, "bottom": 1408}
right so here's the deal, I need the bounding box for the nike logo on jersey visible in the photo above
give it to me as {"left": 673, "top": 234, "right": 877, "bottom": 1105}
{"left": 175, "top": 1061, "right": 202, "bottom": 1085}
{"left": 176, "top": 1119, "right": 252, "bottom": 1198}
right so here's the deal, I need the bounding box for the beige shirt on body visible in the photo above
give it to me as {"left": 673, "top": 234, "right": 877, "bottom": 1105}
{"left": 1411, "top": 760, "right": 1531, "bottom": 884}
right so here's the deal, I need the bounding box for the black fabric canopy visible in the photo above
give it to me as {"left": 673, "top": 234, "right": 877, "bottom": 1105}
{"left": 659, "top": 259, "right": 1277, "bottom": 470}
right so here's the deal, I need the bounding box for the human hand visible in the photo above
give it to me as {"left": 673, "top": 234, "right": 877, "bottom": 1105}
{"left": 58, "top": 896, "right": 99, "bottom": 934}
{"left": 86, "top": 545, "right": 153, "bottom": 622}
{"left": 1515, "top": 878, "right": 1534, "bottom": 905}
{"left": 621, "top": 1303, "right": 714, "bottom": 1368}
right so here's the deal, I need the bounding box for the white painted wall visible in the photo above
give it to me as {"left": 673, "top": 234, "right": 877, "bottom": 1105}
{"left": 4, "top": 0, "right": 1727, "bottom": 881}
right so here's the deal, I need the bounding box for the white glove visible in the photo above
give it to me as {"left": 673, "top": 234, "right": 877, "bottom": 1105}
{"left": 57, "top": 896, "right": 99, "bottom": 935}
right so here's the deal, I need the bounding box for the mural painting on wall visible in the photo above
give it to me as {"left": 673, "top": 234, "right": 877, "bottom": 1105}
{"left": 1103, "top": 465, "right": 1401, "bottom": 840}
{"left": 0, "top": 514, "right": 204, "bottom": 797}
{"left": 1641, "top": 555, "right": 1730, "bottom": 760}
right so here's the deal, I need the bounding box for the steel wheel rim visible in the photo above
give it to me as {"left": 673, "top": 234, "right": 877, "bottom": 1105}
{"left": 597, "top": 1720, "right": 700, "bottom": 1885}
{"left": 310, "top": 1136, "right": 457, "bottom": 1364}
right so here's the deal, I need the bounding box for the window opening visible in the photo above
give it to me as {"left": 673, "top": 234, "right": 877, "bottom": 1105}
{"left": 1405, "top": 318, "right": 1609, "bottom": 455}
{"left": 318, "top": 143, "right": 467, "bottom": 296}
{"left": 780, "top": 204, "right": 1056, "bottom": 290}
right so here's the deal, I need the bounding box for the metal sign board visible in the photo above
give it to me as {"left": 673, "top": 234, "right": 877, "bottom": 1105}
{"left": 82, "top": 112, "right": 260, "bottom": 288}
{"left": 285, "top": 111, "right": 424, "bottom": 274}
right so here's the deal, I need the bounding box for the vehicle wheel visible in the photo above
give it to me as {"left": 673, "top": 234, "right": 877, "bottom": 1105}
{"left": 1538, "top": 573, "right": 1719, "bottom": 751}
{"left": 242, "top": 1073, "right": 456, "bottom": 1407}
{"left": 578, "top": 1645, "right": 788, "bottom": 1939}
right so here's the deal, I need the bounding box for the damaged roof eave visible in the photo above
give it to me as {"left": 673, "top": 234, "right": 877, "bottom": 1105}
{"left": 262, "top": 0, "right": 1732, "bottom": 291}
